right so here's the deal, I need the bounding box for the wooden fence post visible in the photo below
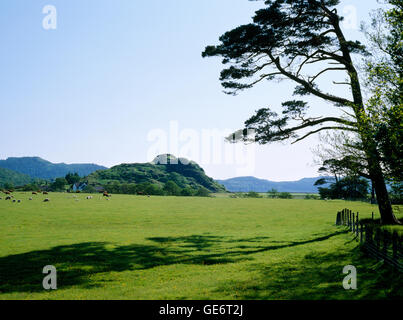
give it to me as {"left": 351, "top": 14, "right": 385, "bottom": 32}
{"left": 352, "top": 213, "right": 355, "bottom": 232}
{"left": 392, "top": 231, "right": 398, "bottom": 260}
{"left": 356, "top": 213, "right": 359, "bottom": 237}
{"left": 343, "top": 209, "right": 346, "bottom": 226}
{"left": 350, "top": 210, "right": 353, "bottom": 229}
{"left": 350, "top": 211, "right": 354, "bottom": 232}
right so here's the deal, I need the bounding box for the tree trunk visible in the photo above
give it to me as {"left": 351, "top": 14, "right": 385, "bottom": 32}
{"left": 367, "top": 156, "right": 400, "bottom": 224}
{"left": 370, "top": 182, "right": 376, "bottom": 204}
{"left": 330, "top": 17, "right": 399, "bottom": 224}
{"left": 345, "top": 67, "right": 399, "bottom": 225}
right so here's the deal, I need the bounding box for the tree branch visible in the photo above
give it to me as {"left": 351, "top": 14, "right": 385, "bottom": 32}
{"left": 268, "top": 52, "right": 354, "bottom": 106}
{"left": 291, "top": 126, "right": 358, "bottom": 144}
{"left": 309, "top": 67, "right": 347, "bottom": 84}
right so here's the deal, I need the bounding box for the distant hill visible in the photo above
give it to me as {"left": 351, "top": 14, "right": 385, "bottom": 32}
{"left": 0, "top": 157, "right": 107, "bottom": 180}
{"left": 86, "top": 154, "right": 226, "bottom": 192}
{"left": 216, "top": 176, "right": 333, "bottom": 193}
{"left": 0, "top": 167, "right": 33, "bottom": 188}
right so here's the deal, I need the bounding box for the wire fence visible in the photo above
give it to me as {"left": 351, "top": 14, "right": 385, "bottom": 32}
{"left": 336, "top": 208, "right": 403, "bottom": 272}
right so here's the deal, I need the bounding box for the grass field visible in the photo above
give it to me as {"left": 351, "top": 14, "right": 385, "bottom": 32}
{"left": 0, "top": 192, "right": 402, "bottom": 300}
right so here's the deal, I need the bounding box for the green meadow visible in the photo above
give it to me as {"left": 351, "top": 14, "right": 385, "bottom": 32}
{"left": 0, "top": 192, "right": 402, "bottom": 300}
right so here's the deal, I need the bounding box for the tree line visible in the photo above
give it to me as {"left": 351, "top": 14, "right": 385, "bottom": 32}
{"left": 10, "top": 172, "right": 212, "bottom": 197}
{"left": 99, "top": 180, "right": 211, "bottom": 197}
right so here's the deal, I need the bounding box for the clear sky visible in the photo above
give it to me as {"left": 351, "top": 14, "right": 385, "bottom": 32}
{"left": 0, "top": 0, "right": 383, "bottom": 181}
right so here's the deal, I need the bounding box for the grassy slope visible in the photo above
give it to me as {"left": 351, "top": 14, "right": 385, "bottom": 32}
{"left": 0, "top": 168, "right": 32, "bottom": 188}
{"left": 0, "top": 193, "right": 401, "bottom": 300}
{"left": 0, "top": 157, "right": 106, "bottom": 180}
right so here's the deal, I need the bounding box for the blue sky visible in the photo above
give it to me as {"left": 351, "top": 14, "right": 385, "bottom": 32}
{"left": 0, "top": 0, "right": 383, "bottom": 181}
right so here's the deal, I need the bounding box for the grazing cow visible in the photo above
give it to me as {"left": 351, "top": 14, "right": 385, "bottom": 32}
{"left": 43, "top": 192, "right": 48, "bottom": 195}
{"left": 103, "top": 192, "right": 111, "bottom": 198}
{"left": 86, "top": 196, "right": 93, "bottom": 200}
{"left": 43, "top": 198, "right": 50, "bottom": 202}
{"left": 5, "top": 191, "right": 11, "bottom": 195}
{"left": 17, "top": 200, "right": 21, "bottom": 203}
{"left": 29, "top": 198, "right": 33, "bottom": 201}
{"left": 5, "top": 196, "right": 11, "bottom": 200}
{"left": 32, "top": 192, "right": 37, "bottom": 195}
{"left": 12, "top": 200, "right": 16, "bottom": 203}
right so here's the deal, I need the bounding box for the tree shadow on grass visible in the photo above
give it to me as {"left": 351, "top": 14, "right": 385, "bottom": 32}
{"left": 148, "top": 235, "right": 226, "bottom": 251}
{"left": 0, "top": 231, "right": 350, "bottom": 294}
{"left": 0, "top": 239, "right": 244, "bottom": 294}
{"left": 214, "top": 247, "right": 403, "bottom": 300}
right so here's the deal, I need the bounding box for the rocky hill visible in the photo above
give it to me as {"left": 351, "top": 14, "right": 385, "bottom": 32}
{"left": 86, "top": 154, "right": 226, "bottom": 193}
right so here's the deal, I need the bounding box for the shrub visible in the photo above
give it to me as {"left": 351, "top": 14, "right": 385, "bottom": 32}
{"left": 267, "top": 188, "right": 279, "bottom": 198}
{"left": 83, "top": 185, "right": 97, "bottom": 194}
{"left": 278, "top": 192, "right": 293, "bottom": 199}
{"left": 195, "top": 187, "right": 211, "bottom": 197}
{"left": 50, "top": 178, "right": 67, "bottom": 192}
{"left": 163, "top": 181, "right": 182, "bottom": 196}
{"left": 245, "top": 191, "right": 262, "bottom": 198}
{"left": 304, "top": 194, "right": 319, "bottom": 200}
{"left": 20, "top": 183, "right": 40, "bottom": 192}
{"left": 181, "top": 188, "right": 194, "bottom": 197}
{"left": 144, "top": 184, "right": 164, "bottom": 196}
